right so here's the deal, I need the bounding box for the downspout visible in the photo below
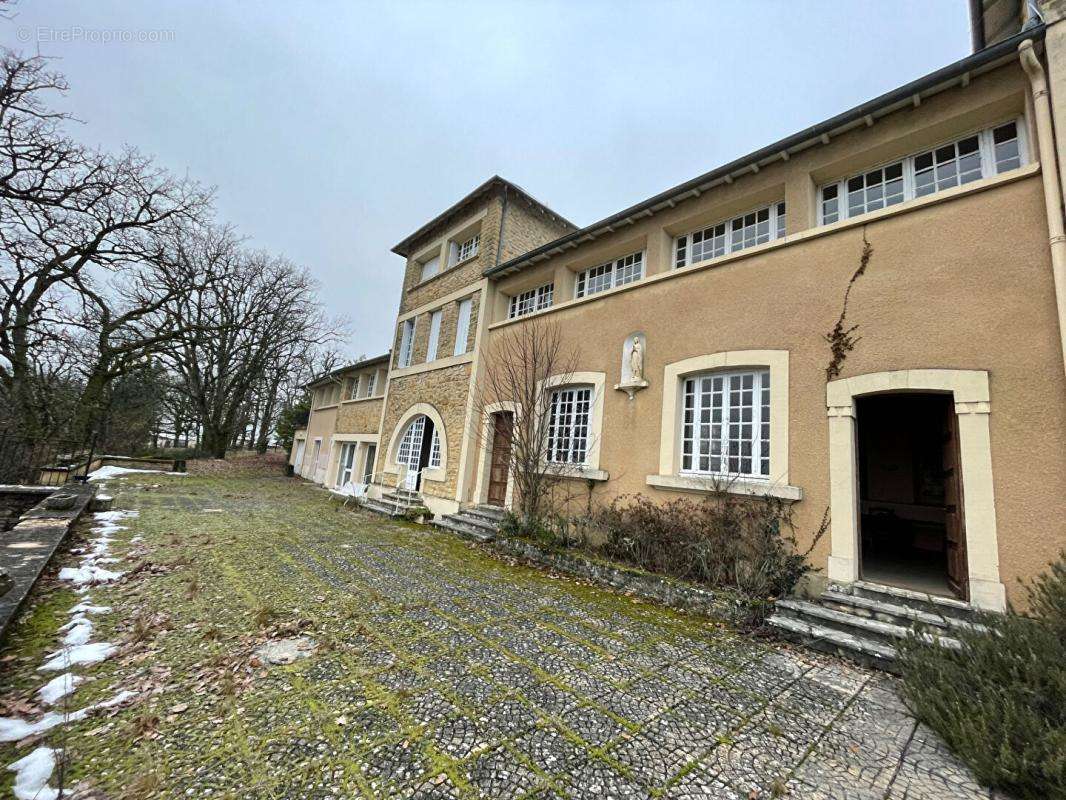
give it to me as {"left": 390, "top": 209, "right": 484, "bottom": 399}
{"left": 1019, "top": 38, "right": 1066, "bottom": 377}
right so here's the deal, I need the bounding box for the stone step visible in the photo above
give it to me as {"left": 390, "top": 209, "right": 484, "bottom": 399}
{"left": 464, "top": 506, "right": 507, "bottom": 525}
{"left": 361, "top": 497, "right": 405, "bottom": 517}
{"left": 382, "top": 492, "right": 423, "bottom": 507}
{"left": 775, "top": 598, "right": 962, "bottom": 650}
{"left": 831, "top": 580, "right": 981, "bottom": 625}
{"left": 473, "top": 504, "right": 507, "bottom": 521}
{"left": 767, "top": 613, "right": 899, "bottom": 674}
{"left": 432, "top": 516, "right": 496, "bottom": 543}
{"left": 449, "top": 513, "right": 499, "bottom": 535}
{"left": 819, "top": 590, "right": 988, "bottom": 635}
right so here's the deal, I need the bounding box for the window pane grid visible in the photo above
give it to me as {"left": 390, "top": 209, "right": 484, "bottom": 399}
{"left": 546, "top": 387, "right": 592, "bottom": 464}
{"left": 576, "top": 251, "right": 644, "bottom": 299}
{"left": 820, "top": 121, "right": 1025, "bottom": 224}
{"left": 397, "top": 416, "right": 425, "bottom": 469}
{"left": 430, "top": 430, "right": 441, "bottom": 468}
{"left": 680, "top": 369, "right": 770, "bottom": 479}
{"left": 675, "top": 202, "right": 785, "bottom": 269}
{"left": 508, "top": 282, "right": 555, "bottom": 319}
{"left": 458, "top": 233, "right": 480, "bottom": 262}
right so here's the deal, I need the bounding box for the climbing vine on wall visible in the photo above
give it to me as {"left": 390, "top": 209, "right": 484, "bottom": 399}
{"left": 824, "top": 231, "right": 874, "bottom": 380}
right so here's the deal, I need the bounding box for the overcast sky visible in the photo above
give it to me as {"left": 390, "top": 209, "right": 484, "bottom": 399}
{"left": 6, "top": 1, "right": 972, "bottom": 357}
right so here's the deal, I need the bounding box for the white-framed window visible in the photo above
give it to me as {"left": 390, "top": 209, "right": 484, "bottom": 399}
{"left": 546, "top": 386, "right": 592, "bottom": 464}
{"left": 426, "top": 309, "right": 443, "bottom": 362}
{"left": 335, "top": 443, "right": 357, "bottom": 486}
{"left": 398, "top": 319, "right": 415, "bottom": 368}
{"left": 363, "top": 372, "right": 376, "bottom": 398}
{"left": 454, "top": 298, "right": 473, "bottom": 356}
{"left": 674, "top": 202, "right": 786, "bottom": 269}
{"left": 681, "top": 369, "right": 770, "bottom": 478}
{"left": 343, "top": 377, "right": 356, "bottom": 401}
{"left": 457, "top": 233, "right": 480, "bottom": 263}
{"left": 575, "top": 251, "right": 644, "bottom": 299}
{"left": 429, "top": 429, "right": 441, "bottom": 468}
{"left": 419, "top": 253, "right": 441, "bottom": 282}
{"left": 397, "top": 415, "right": 441, "bottom": 471}
{"left": 819, "top": 120, "right": 1026, "bottom": 225}
{"left": 397, "top": 416, "right": 424, "bottom": 470}
{"left": 508, "top": 283, "right": 554, "bottom": 319}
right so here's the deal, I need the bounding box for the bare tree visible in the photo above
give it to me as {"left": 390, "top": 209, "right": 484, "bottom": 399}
{"left": 159, "top": 228, "right": 342, "bottom": 458}
{"left": 472, "top": 316, "right": 579, "bottom": 526}
{"left": 0, "top": 49, "right": 211, "bottom": 438}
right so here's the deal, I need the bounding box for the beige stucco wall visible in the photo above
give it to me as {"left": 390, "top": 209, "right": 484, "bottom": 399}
{"left": 299, "top": 404, "right": 338, "bottom": 481}
{"left": 482, "top": 172, "right": 1066, "bottom": 607}
{"left": 490, "top": 63, "right": 1032, "bottom": 320}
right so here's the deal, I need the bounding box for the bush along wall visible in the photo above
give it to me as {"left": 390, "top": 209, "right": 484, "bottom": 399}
{"left": 491, "top": 535, "right": 766, "bottom": 628}
{"left": 497, "top": 491, "right": 824, "bottom": 628}
{"left": 897, "top": 554, "right": 1066, "bottom": 800}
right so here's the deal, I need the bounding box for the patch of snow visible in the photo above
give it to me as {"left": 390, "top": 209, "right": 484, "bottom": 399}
{"left": 0, "top": 689, "right": 136, "bottom": 742}
{"left": 87, "top": 466, "right": 161, "bottom": 480}
{"left": 37, "top": 673, "right": 85, "bottom": 705}
{"left": 57, "top": 565, "right": 123, "bottom": 587}
{"left": 91, "top": 510, "right": 138, "bottom": 523}
{"left": 7, "top": 746, "right": 59, "bottom": 800}
{"left": 39, "top": 642, "right": 116, "bottom": 672}
{"left": 129, "top": 536, "right": 143, "bottom": 543}
{"left": 59, "top": 617, "right": 93, "bottom": 647}
{"left": 67, "top": 602, "right": 110, "bottom": 615}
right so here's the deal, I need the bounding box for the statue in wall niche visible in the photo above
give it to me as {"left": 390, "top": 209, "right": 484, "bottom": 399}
{"left": 615, "top": 332, "right": 649, "bottom": 400}
{"left": 629, "top": 336, "right": 644, "bottom": 382}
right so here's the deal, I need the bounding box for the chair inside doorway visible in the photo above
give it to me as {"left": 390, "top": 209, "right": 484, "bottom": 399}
{"left": 857, "top": 393, "right": 967, "bottom": 600}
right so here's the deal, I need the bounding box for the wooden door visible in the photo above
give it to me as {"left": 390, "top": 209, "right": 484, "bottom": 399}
{"left": 942, "top": 403, "right": 968, "bottom": 599}
{"left": 487, "top": 412, "right": 513, "bottom": 507}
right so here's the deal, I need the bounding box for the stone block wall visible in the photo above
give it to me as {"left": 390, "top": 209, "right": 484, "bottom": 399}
{"left": 498, "top": 198, "right": 575, "bottom": 264}
{"left": 336, "top": 398, "right": 383, "bottom": 435}
{"left": 400, "top": 197, "right": 502, "bottom": 315}
{"left": 376, "top": 363, "right": 473, "bottom": 499}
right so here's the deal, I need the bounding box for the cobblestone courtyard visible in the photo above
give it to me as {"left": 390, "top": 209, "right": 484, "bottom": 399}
{"left": 0, "top": 473, "right": 999, "bottom": 798}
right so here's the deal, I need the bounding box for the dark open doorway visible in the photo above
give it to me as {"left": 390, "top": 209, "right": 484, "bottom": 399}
{"left": 414, "top": 417, "right": 435, "bottom": 491}
{"left": 857, "top": 393, "right": 967, "bottom": 599}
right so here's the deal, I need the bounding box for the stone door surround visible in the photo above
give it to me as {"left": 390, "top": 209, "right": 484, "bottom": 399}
{"left": 826, "top": 369, "right": 1005, "bottom": 612}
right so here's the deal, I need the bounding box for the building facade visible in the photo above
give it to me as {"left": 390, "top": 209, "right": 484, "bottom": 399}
{"left": 290, "top": 353, "right": 390, "bottom": 487}
{"left": 294, "top": 2, "right": 1066, "bottom": 611}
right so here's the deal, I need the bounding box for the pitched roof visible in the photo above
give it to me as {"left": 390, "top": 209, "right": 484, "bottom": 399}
{"left": 485, "top": 24, "right": 1045, "bottom": 279}
{"left": 391, "top": 175, "right": 576, "bottom": 258}
{"left": 305, "top": 352, "right": 391, "bottom": 389}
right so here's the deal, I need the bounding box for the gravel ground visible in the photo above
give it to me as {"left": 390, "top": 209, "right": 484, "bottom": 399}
{"left": 0, "top": 472, "right": 999, "bottom": 799}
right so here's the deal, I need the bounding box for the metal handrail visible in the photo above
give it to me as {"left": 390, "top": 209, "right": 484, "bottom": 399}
{"left": 349, "top": 467, "right": 429, "bottom": 516}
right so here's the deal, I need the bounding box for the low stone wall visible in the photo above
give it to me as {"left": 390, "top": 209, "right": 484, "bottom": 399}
{"left": 0, "top": 482, "right": 97, "bottom": 639}
{"left": 0, "top": 486, "right": 55, "bottom": 531}
{"left": 188, "top": 451, "right": 287, "bottom": 477}
{"left": 489, "top": 536, "right": 766, "bottom": 628}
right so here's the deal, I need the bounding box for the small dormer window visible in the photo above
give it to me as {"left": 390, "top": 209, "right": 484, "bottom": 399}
{"left": 457, "top": 233, "right": 480, "bottom": 263}
{"left": 419, "top": 253, "right": 440, "bottom": 282}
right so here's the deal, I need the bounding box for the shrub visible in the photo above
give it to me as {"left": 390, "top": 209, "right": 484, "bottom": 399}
{"left": 593, "top": 490, "right": 823, "bottom": 602}
{"left": 897, "top": 554, "right": 1066, "bottom": 799}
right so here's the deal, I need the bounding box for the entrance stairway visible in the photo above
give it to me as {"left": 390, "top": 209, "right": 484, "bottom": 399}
{"left": 432, "top": 504, "right": 505, "bottom": 543}
{"left": 768, "top": 580, "right": 988, "bottom": 673}
{"left": 361, "top": 487, "right": 424, "bottom": 517}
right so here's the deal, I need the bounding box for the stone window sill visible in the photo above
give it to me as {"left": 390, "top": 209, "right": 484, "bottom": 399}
{"left": 646, "top": 473, "right": 803, "bottom": 501}
{"left": 541, "top": 464, "right": 610, "bottom": 481}
{"left": 410, "top": 254, "right": 479, "bottom": 292}
{"left": 340, "top": 395, "right": 384, "bottom": 405}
